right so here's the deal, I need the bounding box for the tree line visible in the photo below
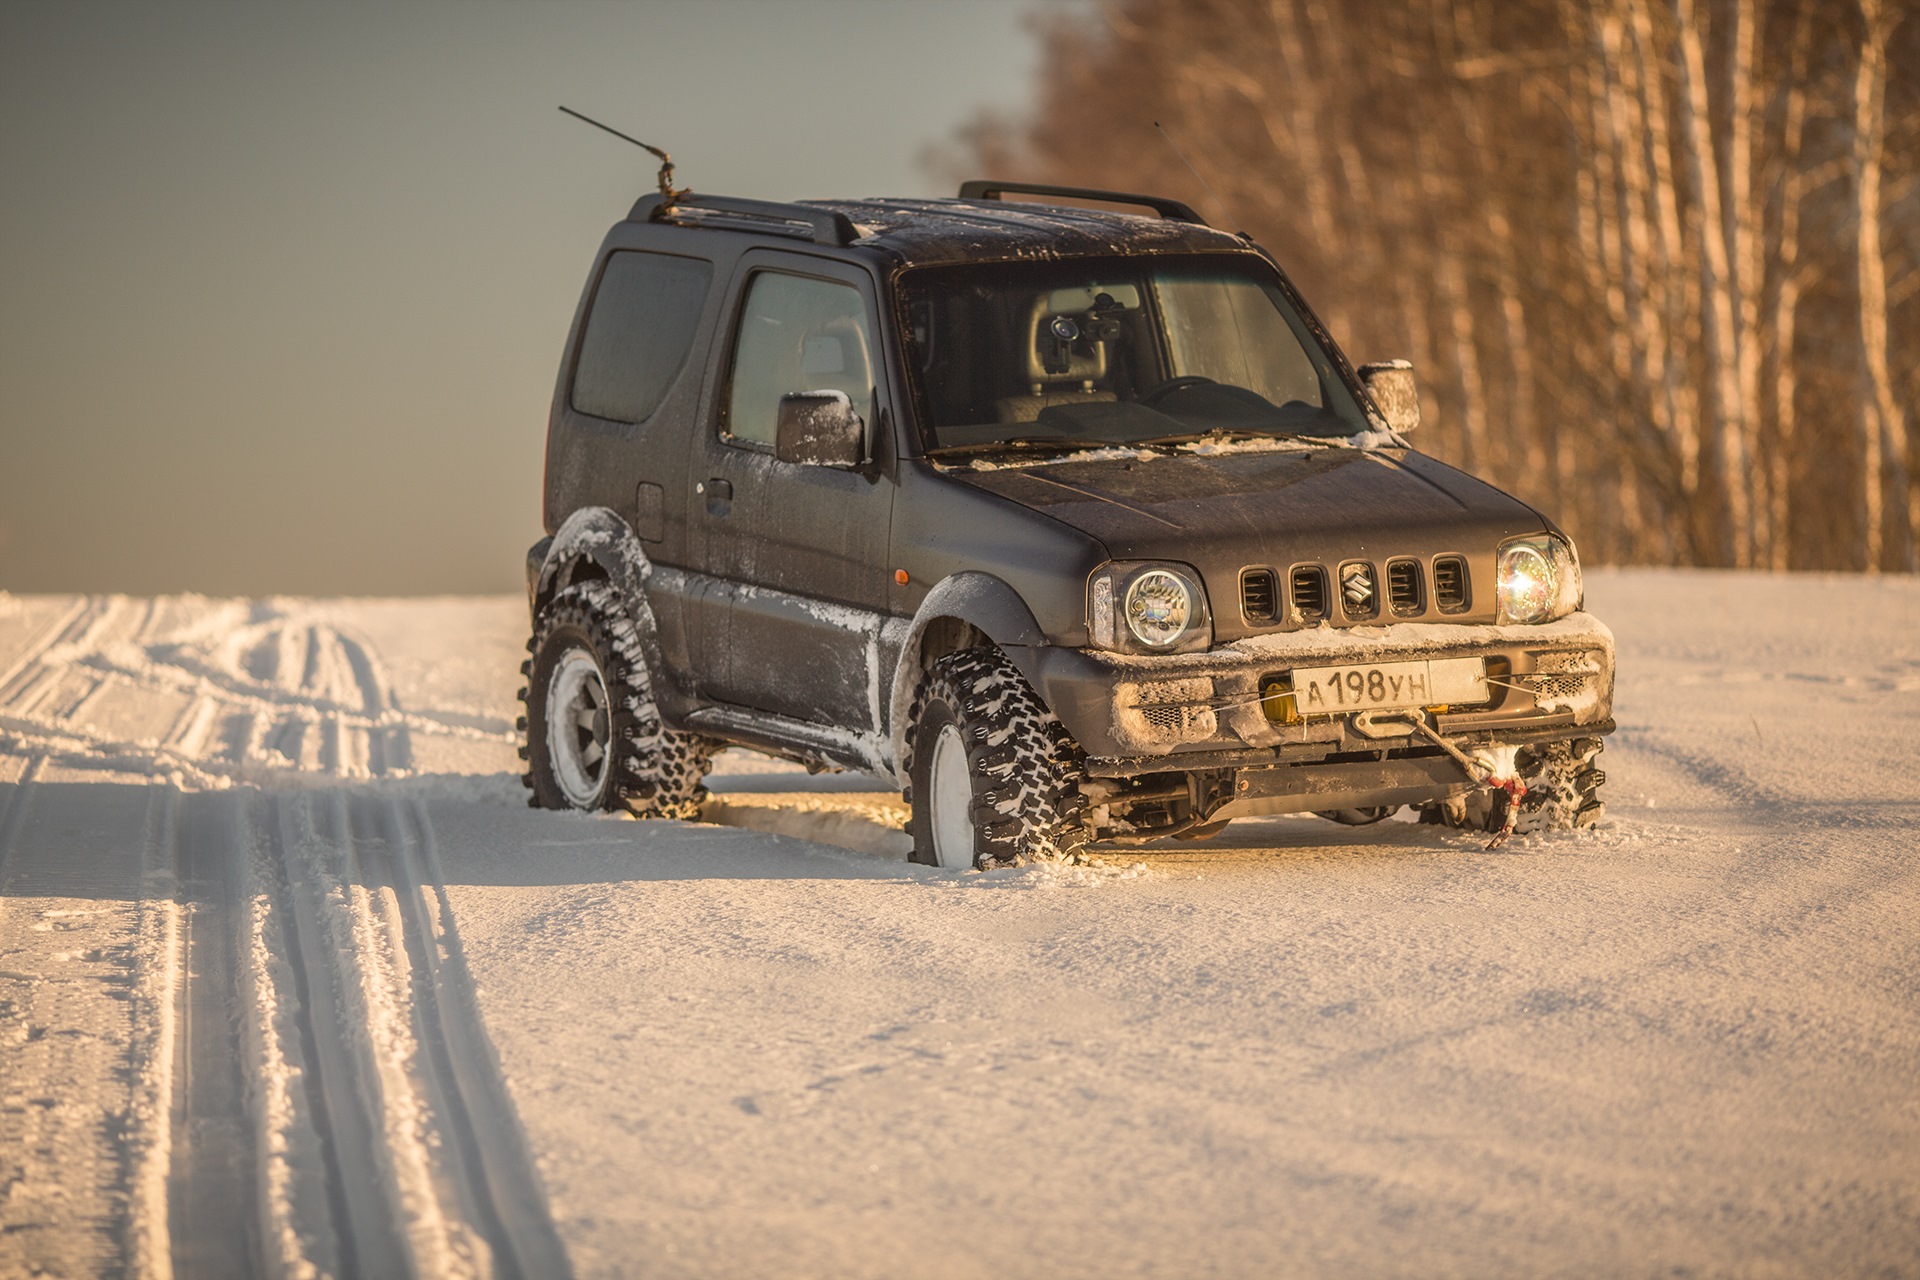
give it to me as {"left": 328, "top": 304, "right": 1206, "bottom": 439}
{"left": 946, "top": 0, "right": 1918, "bottom": 570}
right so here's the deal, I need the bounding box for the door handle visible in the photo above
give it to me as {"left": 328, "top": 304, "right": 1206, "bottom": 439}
{"left": 700, "top": 477, "right": 733, "bottom": 516}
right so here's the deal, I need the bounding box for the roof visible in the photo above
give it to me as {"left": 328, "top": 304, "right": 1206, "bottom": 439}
{"left": 625, "top": 191, "right": 1253, "bottom": 267}
{"left": 811, "top": 198, "right": 1253, "bottom": 267}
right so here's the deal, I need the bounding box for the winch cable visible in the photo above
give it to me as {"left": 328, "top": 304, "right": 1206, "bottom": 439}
{"left": 1127, "top": 693, "right": 1538, "bottom": 848}
{"left": 1362, "top": 711, "right": 1529, "bottom": 850}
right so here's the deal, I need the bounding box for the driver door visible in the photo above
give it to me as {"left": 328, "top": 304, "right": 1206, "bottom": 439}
{"left": 687, "top": 256, "right": 896, "bottom": 729}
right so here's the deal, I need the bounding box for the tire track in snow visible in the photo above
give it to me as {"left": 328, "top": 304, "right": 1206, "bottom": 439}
{"left": 1297, "top": 732, "right": 1920, "bottom": 1091}
{"left": 3, "top": 598, "right": 563, "bottom": 1276}
{"left": 0, "top": 596, "right": 113, "bottom": 717}
{"left": 381, "top": 795, "right": 571, "bottom": 1280}
{"left": 235, "top": 794, "right": 352, "bottom": 1279}
{"left": 128, "top": 785, "right": 182, "bottom": 1280}
{"left": 0, "top": 598, "right": 92, "bottom": 703}
{"left": 221, "top": 790, "right": 569, "bottom": 1279}
{"left": 254, "top": 793, "right": 412, "bottom": 1278}
{"left": 1611, "top": 725, "right": 1920, "bottom": 830}
{"left": 0, "top": 599, "right": 498, "bottom": 786}
{"left": 0, "top": 760, "right": 178, "bottom": 1279}
{"left": 0, "top": 754, "right": 46, "bottom": 869}
{"left": 171, "top": 615, "right": 415, "bottom": 781}
{"left": 166, "top": 791, "right": 261, "bottom": 1280}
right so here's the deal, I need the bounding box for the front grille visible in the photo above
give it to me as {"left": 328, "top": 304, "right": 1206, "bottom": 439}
{"left": 1241, "top": 569, "right": 1277, "bottom": 623}
{"left": 1433, "top": 556, "right": 1469, "bottom": 611}
{"left": 1387, "top": 559, "right": 1423, "bottom": 615}
{"left": 1290, "top": 566, "right": 1329, "bottom": 621}
{"left": 1339, "top": 562, "right": 1377, "bottom": 618}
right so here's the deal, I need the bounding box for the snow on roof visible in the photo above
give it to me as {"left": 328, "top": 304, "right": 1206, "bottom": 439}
{"left": 794, "top": 197, "right": 1251, "bottom": 266}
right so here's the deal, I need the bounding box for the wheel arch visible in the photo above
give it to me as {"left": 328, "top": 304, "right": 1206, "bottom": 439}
{"left": 530, "top": 507, "right": 653, "bottom": 619}
{"left": 885, "top": 571, "right": 1051, "bottom": 781}
{"left": 528, "top": 507, "right": 673, "bottom": 703}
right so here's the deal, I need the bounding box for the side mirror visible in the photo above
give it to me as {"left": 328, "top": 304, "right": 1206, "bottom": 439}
{"left": 775, "top": 390, "right": 865, "bottom": 468}
{"left": 1358, "top": 360, "right": 1420, "bottom": 434}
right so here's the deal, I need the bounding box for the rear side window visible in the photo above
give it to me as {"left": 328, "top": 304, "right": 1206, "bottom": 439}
{"left": 570, "top": 251, "right": 713, "bottom": 424}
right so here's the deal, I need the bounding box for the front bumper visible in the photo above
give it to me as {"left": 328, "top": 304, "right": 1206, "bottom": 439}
{"left": 1027, "top": 611, "right": 1616, "bottom": 766}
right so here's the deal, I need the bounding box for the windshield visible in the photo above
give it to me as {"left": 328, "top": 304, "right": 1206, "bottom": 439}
{"left": 898, "top": 256, "right": 1371, "bottom": 454}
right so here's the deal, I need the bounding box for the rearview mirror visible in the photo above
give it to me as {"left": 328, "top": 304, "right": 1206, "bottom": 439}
{"left": 1358, "top": 360, "right": 1420, "bottom": 434}
{"left": 775, "top": 390, "right": 865, "bottom": 468}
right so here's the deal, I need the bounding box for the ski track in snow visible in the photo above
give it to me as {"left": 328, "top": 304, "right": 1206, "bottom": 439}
{"left": 0, "top": 594, "right": 516, "bottom": 791}
{"left": 0, "top": 594, "right": 562, "bottom": 1280}
{"left": 0, "top": 779, "right": 569, "bottom": 1280}
{"left": 1, "top": 574, "right": 1917, "bottom": 1277}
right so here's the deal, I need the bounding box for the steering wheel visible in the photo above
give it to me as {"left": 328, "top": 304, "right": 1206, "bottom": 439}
{"left": 1140, "top": 375, "right": 1218, "bottom": 406}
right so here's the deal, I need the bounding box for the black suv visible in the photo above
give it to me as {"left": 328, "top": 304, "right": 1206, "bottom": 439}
{"left": 520, "top": 181, "right": 1614, "bottom": 866}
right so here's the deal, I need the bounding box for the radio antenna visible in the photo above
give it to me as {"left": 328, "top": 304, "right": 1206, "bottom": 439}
{"left": 559, "top": 105, "right": 684, "bottom": 204}
{"left": 1153, "top": 121, "right": 1238, "bottom": 231}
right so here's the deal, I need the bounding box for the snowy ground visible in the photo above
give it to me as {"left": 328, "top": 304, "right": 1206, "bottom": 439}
{"left": 1, "top": 571, "right": 1916, "bottom": 1277}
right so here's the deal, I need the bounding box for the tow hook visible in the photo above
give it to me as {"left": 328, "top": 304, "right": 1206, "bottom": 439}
{"left": 1478, "top": 772, "right": 1529, "bottom": 849}
{"left": 1352, "top": 711, "right": 1528, "bottom": 849}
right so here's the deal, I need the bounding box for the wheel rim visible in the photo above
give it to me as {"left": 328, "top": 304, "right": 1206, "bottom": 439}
{"left": 927, "top": 722, "right": 976, "bottom": 869}
{"left": 546, "top": 648, "right": 612, "bottom": 808}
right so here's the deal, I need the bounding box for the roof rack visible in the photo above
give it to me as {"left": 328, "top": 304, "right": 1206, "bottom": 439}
{"left": 629, "top": 193, "right": 857, "bottom": 246}
{"left": 957, "top": 180, "right": 1207, "bottom": 226}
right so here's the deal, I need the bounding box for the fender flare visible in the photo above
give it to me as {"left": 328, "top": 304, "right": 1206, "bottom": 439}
{"left": 534, "top": 507, "right": 653, "bottom": 612}
{"left": 530, "top": 507, "right": 672, "bottom": 697}
{"left": 885, "top": 571, "right": 1050, "bottom": 780}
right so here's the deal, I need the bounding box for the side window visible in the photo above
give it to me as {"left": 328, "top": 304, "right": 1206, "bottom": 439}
{"left": 570, "top": 251, "right": 713, "bottom": 424}
{"left": 725, "top": 272, "right": 876, "bottom": 448}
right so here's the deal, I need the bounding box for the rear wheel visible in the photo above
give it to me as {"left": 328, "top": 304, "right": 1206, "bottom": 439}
{"left": 1509, "top": 737, "right": 1607, "bottom": 831}
{"left": 1316, "top": 807, "right": 1398, "bottom": 826}
{"left": 1422, "top": 738, "right": 1606, "bottom": 835}
{"left": 519, "top": 581, "right": 717, "bottom": 818}
{"left": 906, "top": 648, "right": 1090, "bottom": 869}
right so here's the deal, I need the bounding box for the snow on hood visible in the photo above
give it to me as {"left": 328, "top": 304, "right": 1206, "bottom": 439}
{"left": 945, "top": 431, "right": 1399, "bottom": 473}
{"left": 946, "top": 445, "right": 1546, "bottom": 583}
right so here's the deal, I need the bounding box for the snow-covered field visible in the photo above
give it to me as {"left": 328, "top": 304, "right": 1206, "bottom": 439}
{"left": 1, "top": 571, "right": 1916, "bottom": 1278}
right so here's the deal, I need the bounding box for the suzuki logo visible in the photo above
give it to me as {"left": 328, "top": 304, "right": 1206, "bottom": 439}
{"left": 1340, "top": 562, "right": 1376, "bottom": 613}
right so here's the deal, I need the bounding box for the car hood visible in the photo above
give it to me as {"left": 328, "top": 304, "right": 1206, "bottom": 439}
{"left": 946, "top": 445, "right": 1547, "bottom": 634}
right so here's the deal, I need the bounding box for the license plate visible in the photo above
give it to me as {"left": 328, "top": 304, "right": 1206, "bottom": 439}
{"left": 1264, "top": 657, "right": 1488, "bottom": 722}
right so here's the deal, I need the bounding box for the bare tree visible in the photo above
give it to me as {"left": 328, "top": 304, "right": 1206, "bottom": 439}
{"left": 938, "top": 0, "right": 1920, "bottom": 572}
{"left": 1852, "top": 0, "right": 1911, "bottom": 570}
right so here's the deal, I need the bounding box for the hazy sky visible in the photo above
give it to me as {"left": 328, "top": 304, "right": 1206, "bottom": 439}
{"left": 0, "top": 0, "right": 1059, "bottom": 595}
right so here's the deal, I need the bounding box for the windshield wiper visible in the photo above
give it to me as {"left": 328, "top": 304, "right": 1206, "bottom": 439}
{"left": 1129, "top": 427, "right": 1294, "bottom": 448}
{"left": 927, "top": 435, "right": 1131, "bottom": 459}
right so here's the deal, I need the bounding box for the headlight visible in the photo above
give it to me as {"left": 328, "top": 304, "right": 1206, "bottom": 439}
{"left": 1089, "top": 562, "right": 1212, "bottom": 653}
{"left": 1496, "top": 535, "right": 1582, "bottom": 624}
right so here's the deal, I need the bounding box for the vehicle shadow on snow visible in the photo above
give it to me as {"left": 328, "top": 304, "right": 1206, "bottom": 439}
{"left": 691, "top": 762, "right": 1594, "bottom": 871}
{"left": 0, "top": 778, "right": 163, "bottom": 903}
{"left": 0, "top": 771, "right": 1604, "bottom": 904}
{"left": 418, "top": 773, "right": 1592, "bottom": 889}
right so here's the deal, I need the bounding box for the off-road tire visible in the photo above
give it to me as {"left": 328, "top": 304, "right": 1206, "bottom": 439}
{"left": 1423, "top": 737, "right": 1606, "bottom": 835}
{"left": 905, "top": 647, "right": 1090, "bottom": 868}
{"left": 518, "top": 580, "right": 717, "bottom": 819}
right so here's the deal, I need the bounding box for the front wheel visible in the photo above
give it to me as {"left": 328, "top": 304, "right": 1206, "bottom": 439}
{"left": 906, "top": 648, "right": 1090, "bottom": 869}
